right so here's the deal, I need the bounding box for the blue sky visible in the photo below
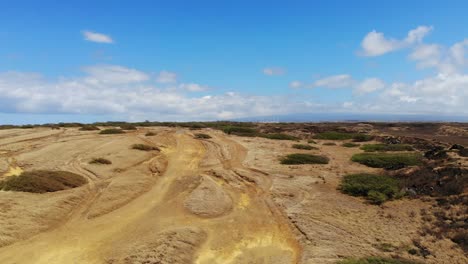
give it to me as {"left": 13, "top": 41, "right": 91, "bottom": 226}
{"left": 1, "top": 1, "right": 468, "bottom": 124}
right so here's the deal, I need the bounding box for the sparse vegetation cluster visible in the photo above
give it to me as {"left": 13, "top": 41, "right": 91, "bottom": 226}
{"left": 340, "top": 173, "right": 402, "bottom": 204}
{"left": 342, "top": 142, "right": 359, "bottom": 148}
{"left": 0, "top": 170, "right": 87, "bottom": 193}
{"left": 361, "top": 144, "right": 414, "bottom": 152}
{"left": 351, "top": 152, "right": 422, "bottom": 169}
{"left": 281, "top": 153, "right": 329, "bottom": 164}
{"left": 337, "top": 257, "right": 419, "bottom": 264}
{"left": 79, "top": 125, "right": 100, "bottom": 131}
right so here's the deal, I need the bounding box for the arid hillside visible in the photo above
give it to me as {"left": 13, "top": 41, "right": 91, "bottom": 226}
{"left": 0, "top": 122, "right": 466, "bottom": 264}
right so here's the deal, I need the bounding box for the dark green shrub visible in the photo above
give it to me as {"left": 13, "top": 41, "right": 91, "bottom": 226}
{"left": 145, "top": 131, "right": 157, "bottom": 136}
{"left": 222, "top": 126, "right": 258, "bottom": 137}
{"left": 90, "top": 158, "right": 112, "bottom": 165}
{"left": 120, "top": 124, "right": 137, "bottom": 130}
{"left": 308, "top": 139, "right": 317, "bottom": 144}
{"left": 340, "top": 173, "right": 401, "bottom": 204}
{"left": 361, "top": 144, "right": 414, "bottom": 152}
{"left": 131, "top": 144, "right": 160, "bottom": 151}
{"left": 292, "top": 144, "right": 316, "bottom": 150}
{"left": 323, "top": 142, "right": 337, "bottom": 146}
{"left": 260, "top": 133, "right": 299, "bottom": 140}
{"left": 0, "top": 170, "right": 87, "bottom": 193}
{"left": 351, "top": 153, "right": 422, "bottom": 169}
{"left": 281, "top": 154, "right": 329, "bottom": 165}
{"left": 352, "top": 134, "right": 373, "bottom": 142}
{"left": 337, "top": 257, "right": 420, "bottom": 264}
{"left": 195, "top": 133, "right": 212, "bottom": 139}
{"left": 342, "top": 142, "right": 359, "bottom": 148}
{"left": 79, "top": 125, "right": 100, "bottom": 131}
{"left": 99, "top": 129, "right": 125, "bottom": 134}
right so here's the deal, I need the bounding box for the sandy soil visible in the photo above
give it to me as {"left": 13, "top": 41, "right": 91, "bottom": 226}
{"left": 0, "top": 127, "right": 466, "bottom": 263}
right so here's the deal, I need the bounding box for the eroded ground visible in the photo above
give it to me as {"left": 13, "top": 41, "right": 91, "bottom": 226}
{"left": 0, "top": 124, "right": 466, "bottom": 264}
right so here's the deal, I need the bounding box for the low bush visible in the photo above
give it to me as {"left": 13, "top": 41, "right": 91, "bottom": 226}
{"left": 260, "top": 133, "right": 299, "bottom": 140}
{"left": 132, "top": 144, "right": 160, "bottom": 151}
{"left": 281, "top": 153, "right": 329, "bottom": 165}
{"left": 120, "top": 124, "right": 137, "bottom": 130}
{"left": 351, "top": 153, "right": 422, "bottom": 169}
{"left": 459, "top": 148, "right": 468, "bottom": 157}
{"left": 342, "top": 142, "right": 359, "bottom": 148}
{"left": 222, "top": 126, "right": 258, "bottom": 137}
{"left": 337, "top": 257, "right": 419, "bottom": 264}
{"left": 292, "top": 144, "right": 316, "bottom": 150}
{"left": 0, "top": 170, "right": 87, "bottom": 193}
{"left": 90, "top": 158, "right": 112, "bottom": 165}
{"left": 340, "top": 173, "right": 401, "bottom": 204}
{"left": 79, "top": 125, "right": 100, "bottom": 131}
{"left": 99, "top": 128, "right": 125, "bottom": 134}
{"left": 145, "top": 131, "right": 157, "bottom": 136}
{"left": 308, "top": 139, "right": 317, "bottom": 144}
{"left": 323, "top": 142, "right": 337, "bottom": 146}
{"left": 195, "top": 133, "right": 212, "bottom": 139}
{"left": 361, "top": 144, "right": 414, "bottom": 152}
{"left": 352, "top": 134, "right": 374, "bottom": 142}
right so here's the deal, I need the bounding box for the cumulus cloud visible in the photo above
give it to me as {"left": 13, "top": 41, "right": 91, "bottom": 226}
{"left": 289, "top": 81, "right": 303, "bottom": 88}
{"left": 360, "top": 26, "right": 432, "bottom": 56}
{"left": 354, "top": 78, "right": 385, "bottom": 95}
{"left": 312, "top": 74, "right": 355, "bottom": 88}
{"left": 82, "top": 65, "right": 149, "bottom": 84}
{"left": 82, "top": 31, "right": 114, "bottom": 44}
{"left": 410, "top": 39, "right": 468, "bottom": 74}
{"left": 156, "top": 70, "right": 177, "bottom": 83}
{"left": 0, "top": 65, "right": 326, "bottom": 120}
{"left": 263, "top": 67, "right": 286, "bottom": 76}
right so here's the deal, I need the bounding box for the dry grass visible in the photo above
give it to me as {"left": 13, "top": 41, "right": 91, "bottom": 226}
{"left": 90, "top": 158, "right": 112, "bottom": 165}
{"left": 132, "top": 144, "right": 160, "bottom": 151}
{"left": 0, "top": 170, "right": 87, "bottom": 193}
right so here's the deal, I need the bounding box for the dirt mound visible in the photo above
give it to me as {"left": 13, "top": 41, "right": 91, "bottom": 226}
{"left": 437, "top": 125, "right": 468, "bottom": 137}
{"left": 109, "top": 227, "right": 207, "bottom": 264}
{"left": 0, "top": 170, "right": 87, "bottom": 193}
{"left": 184, "top": 176, "right": 233, "bottom": 217}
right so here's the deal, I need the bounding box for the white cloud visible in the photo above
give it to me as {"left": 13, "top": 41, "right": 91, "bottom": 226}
{"left": 263, "top": 67, "right": 286, "bottom": 76}
{"left": 179, "top": 83, "right": 208, "bottom": 92}
{"left": 156, "top": 71, "right": 177, "bottom": 83}
{"left": 354, "top": 78, "right": 385, "bottom": 95}
{"left": 289, "top": 81, "right": 303, "bottom": 88}
{"left": 82, "top": 65, "right": 149, "bottom": 84}
{"left": 360, "top": 26, "right": 432, "bottom": 56}
{"left": 312, "top": 74, "right": 354, "bottom": 88}
{"left": 82, "top": 31, "right": 114, "bottom": 44}
{"left": 409, "top": 39, "right": 468, "bottom": 74}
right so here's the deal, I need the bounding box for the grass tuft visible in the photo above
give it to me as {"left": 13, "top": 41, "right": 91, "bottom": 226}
{"left": 99, "top": 128, "right": 125, "bottom": 134}
{"left": 351, "top": 152, "right": 422, "bottom": 169}
{"left": 132, "top": 144, "right": 160, "bottom": 151}
{"left": 342, "top": 142, "right": 359, "bottom": 148}
{"left": 361, "top": 144, "right": 414, "bottom": 152}
{"left": 281, "top": 153, "right": 329, "bottom": 165}
{"left": 292, "top": 144, "right": 316, "bottom": 150}
{"left": 90, "top": 158, "right": 112, "bottom": 165}
{"left": 145, "top": 131, "right": 156, "bottom": 136}
{"left": 337, "top": 257, "right": 420, "bottom": 264}
{"left": 194, "top": 133, "right": 212, "bottom": 139}
{"left": 120, "top": 124, "right": 137, "bottom": 130}
{"left": 0, "top": 170, "right": 87, "bottom": 193}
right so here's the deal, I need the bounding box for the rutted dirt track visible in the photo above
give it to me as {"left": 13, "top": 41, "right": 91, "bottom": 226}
{"left": 0, "top": 127, "right": 466, "bottom": 263}
{"left": 0, "top": 128, "right": 301, "bottom": 264}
